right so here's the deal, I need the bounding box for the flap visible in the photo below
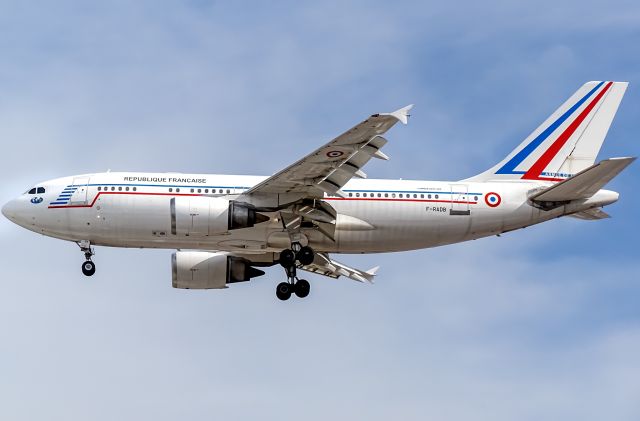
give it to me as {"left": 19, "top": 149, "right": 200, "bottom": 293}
{"left": 297, "top": 252, "right": 378, "bottom": 283}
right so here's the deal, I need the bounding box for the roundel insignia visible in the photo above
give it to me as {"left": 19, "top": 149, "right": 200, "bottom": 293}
{"left": 484, "top": 192, "right": 501, "bottom": 207}
{"left": 326, "top": 150, "right": 344, "bottom": 158}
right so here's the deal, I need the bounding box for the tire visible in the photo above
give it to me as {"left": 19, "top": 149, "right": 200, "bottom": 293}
{"left": 294, "top": 279, "right": 310, "bottom": 298}
{"left": 82, "top": 261, "right": 96, "bottom": 276}
{"left": 276, "top": 282, "right": 292, "bottom": 301}
{"left": 279, "top": 249, "right": 296, "bottom": 268}
{"left": 297, "top": 246, "right": 314, "bottom": 266}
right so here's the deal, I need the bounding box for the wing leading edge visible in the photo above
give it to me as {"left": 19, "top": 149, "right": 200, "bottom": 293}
{"left": 242, "top": 105, "right": 413, "bottom": 199}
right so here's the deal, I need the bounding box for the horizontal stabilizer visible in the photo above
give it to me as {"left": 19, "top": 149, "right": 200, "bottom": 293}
{"left": 530, "top": 157, "right": 635, "bottom": 202}
{"left": 568, "top": 208, "right": 610, "bottom": 220}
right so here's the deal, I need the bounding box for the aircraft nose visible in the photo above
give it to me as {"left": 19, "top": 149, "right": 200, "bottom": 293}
{"left": 2, "top": 200, "right": 17, "bottom": 220}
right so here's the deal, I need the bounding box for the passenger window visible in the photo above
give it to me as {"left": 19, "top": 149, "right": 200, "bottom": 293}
{"left": 111, "top": 187, "right": 115, "bottom": 191}
{"left": 176, "top": 188, "right": 180, "bottom": 193}
{"left": 348, "top": 193, "right": 353, "bottom": 197}
{"left": 391, "top": 193, "right": 396, "bottom": 198}
{"left": 133, "top": 187, "right": 137, "bottom": 192}
{"left": 226, "top": 189, "right": 230, "bottom": 194}
{"left": 205, "top": 189, "right": 209, "bottom": 193}
{"left": 125, "top": 187, "right": 130, "bottom": 191}
{"left": 197, "top": 189, "right": 201, "bottom": 193}
{"left": 435, "top": 194, "right": 439, "bottom": 199}
{"left": 377, "top": 193, "right": 381, "bottom": 197}
{"left": 413, "top": 194, "right": 417, "bottom": 198}
{"left": 384, "top": 193, "right": 388, "bottom": 198}
{"left": 399, "top": 194, "right": 403, "bottom": 198}
{"left": 190, "top": 189, "right": 194, "bottom": 193}
{"left": 355, "top": 193, "right": 360, "bottom": 197}
{"left": 118, "top": 186, "right": 122, "bottom": 191}
{"left": 420, "top": 194, "right": 424, "bottom": 198}
{"left": 219, "top": 189, "right": 223, "bottom": 194}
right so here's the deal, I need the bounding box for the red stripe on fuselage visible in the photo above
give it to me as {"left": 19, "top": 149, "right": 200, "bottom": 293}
{"left": 522, "top": 81, "right": 613, "bottom": 180}
{"left": 47, "top": 191, "right": 481, "bottom": 209}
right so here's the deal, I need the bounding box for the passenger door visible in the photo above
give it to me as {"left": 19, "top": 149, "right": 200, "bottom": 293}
{"left": 69, "top": 176, "right": 90, "bottom": 205}
{"left": 449, "top": 184, "right": 470, "bottom": 216}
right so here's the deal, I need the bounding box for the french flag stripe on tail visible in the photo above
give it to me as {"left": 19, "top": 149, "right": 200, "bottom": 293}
{"left": 496, "top": 81, "right": 605, "bottom": 175}
{"left": 523, "top": 81, "right": 614, "bottom": 180}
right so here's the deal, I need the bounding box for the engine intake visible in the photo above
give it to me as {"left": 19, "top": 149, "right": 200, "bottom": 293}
{"left": 172, "top": 251, "right": 265, "bottom": 289}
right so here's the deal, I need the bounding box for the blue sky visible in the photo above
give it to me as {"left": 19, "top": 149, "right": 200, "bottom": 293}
{"left": 1, "top": 1, "right": 639, "bottom": 420}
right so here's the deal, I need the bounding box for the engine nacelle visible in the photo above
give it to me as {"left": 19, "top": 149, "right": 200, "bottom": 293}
{"left": 171, "top": 251, "right": 265, "bottom": 289}
{"left": 171, "top": 197, "right": 268, "bottom": 236}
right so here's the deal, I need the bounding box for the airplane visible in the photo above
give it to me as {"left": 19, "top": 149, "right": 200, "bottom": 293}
{"left": 2, "top": 81, "right": 635, "bottom": 301}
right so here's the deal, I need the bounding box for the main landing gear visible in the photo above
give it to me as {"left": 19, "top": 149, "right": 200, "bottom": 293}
{"left": 276, "top": 243, "right": 314, "bottom": 301}
{"left": 78, "top": 240, "right": 96, "bottom": 277}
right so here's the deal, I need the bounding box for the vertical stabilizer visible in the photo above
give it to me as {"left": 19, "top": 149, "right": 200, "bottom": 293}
{"left": 467, "top": 81, "right": 628, "bottom": 182}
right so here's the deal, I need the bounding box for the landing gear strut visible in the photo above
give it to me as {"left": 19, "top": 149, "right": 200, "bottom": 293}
{"left": 78, "top": 240, "right": 96, "bottom": 277}
{"left": 276, "top": 243, "right": 314, "bottom": 300}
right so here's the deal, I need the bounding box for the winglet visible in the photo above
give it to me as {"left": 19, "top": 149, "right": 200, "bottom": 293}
{"left": 363, "top": 265, "right": 379, "bottom": 284}
{"left": 366, "top": 266, "right": 380, "bottom": 276}
{"left": 385, "top": 104, "right": 414, "bottom": 125}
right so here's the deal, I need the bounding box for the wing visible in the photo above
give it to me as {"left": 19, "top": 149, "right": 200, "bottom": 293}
{"left": 242, "top": 105, "right": 413, "bottom": 199}
{"left": 297, "top": 252, "right": 379, "bottom": 283}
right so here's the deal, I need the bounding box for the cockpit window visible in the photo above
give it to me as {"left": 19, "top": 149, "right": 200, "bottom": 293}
{"left": 37, "top": 187, "right": 45, "bottom": 194}
{"left": 28, "top": 188, "right": 37, "bottom": 194}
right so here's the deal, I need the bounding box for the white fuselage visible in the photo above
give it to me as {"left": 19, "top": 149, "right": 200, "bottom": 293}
{"left": 2, "top": 172, "right": 619, "bottom": 254}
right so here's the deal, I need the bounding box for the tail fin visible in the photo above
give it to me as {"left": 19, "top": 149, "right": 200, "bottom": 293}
{"left": 467, "top": 81, "right": 628, "bottom": 182}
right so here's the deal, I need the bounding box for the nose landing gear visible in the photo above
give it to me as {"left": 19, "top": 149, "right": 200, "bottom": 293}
{"left": 82, "top": 260, "right": 96, "bottom": 276}
{"left": 276, "top": 243, "right": 314, "bottom": 301}
{"left": 77, "top": 240, "right": 96, "bottom": 277}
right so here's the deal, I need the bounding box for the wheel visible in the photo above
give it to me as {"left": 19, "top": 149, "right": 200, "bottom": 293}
{"left": 82, "top": 260, "right": 96, "bottom": 276}
{"left": 279, "top": 249, "right": 296, "bottom": 268}
{"left": 294, "top": 279, "right": 310, "bottom": 298}
{"left": 296, "top": 246, "right": 314, "bottom": 265}
{"left": 276, "top": 282, "right": 292, "bottom": 301}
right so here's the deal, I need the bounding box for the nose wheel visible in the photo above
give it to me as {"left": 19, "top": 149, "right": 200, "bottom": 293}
{"left": 276, "top": 244, "right": 314, "bottom": 300}
{"left": 77, "top": 240, "right": 96, "bottom": 277}
{"left": 82, "top": 260, "right": 96, "bottom": 276}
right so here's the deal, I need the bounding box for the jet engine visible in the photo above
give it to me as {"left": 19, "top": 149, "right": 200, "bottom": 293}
{"left": 170, "top": 197, "right": 269, "bottom": 236}
{"left": 171, "top": 251, "right": 265, "bottom": 289}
